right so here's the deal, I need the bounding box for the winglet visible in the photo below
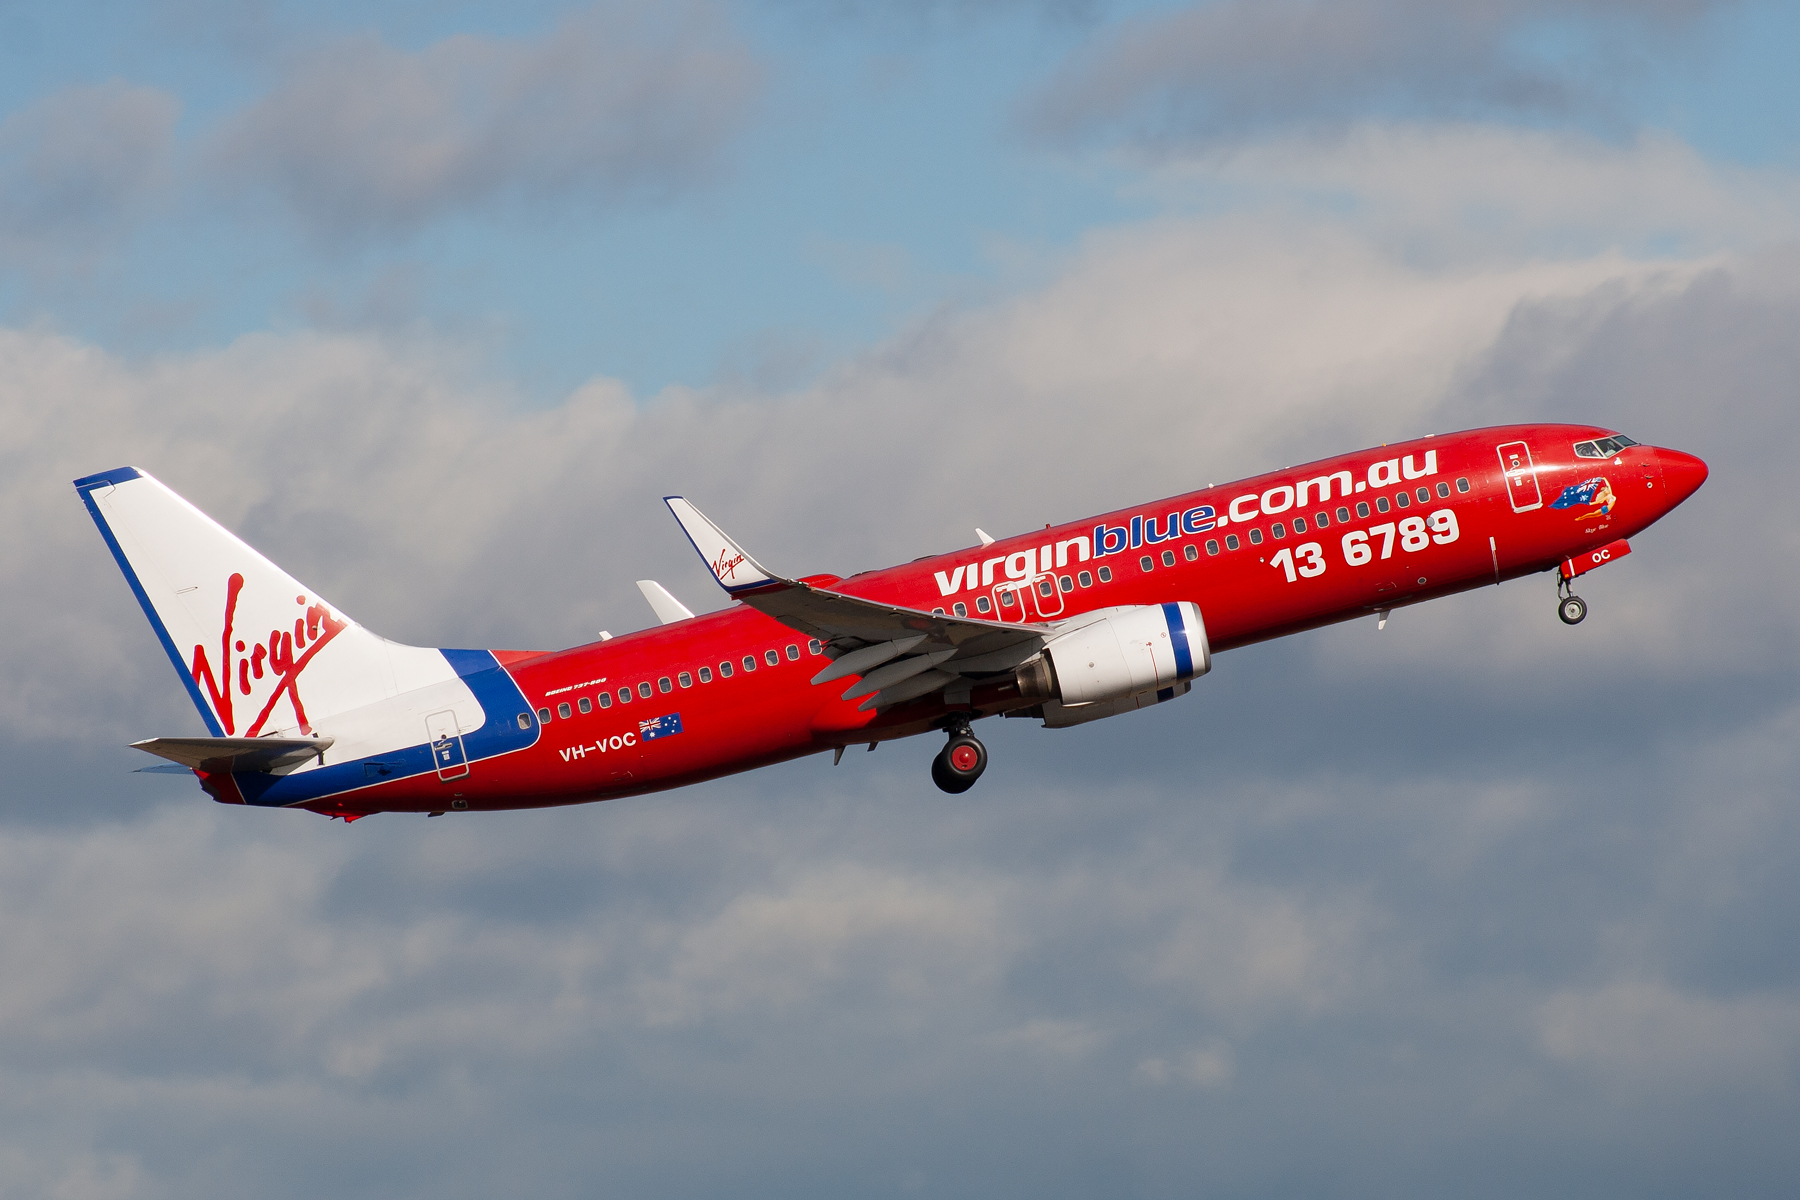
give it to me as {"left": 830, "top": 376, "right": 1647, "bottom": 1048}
{"left": 664, "top": 497, "right": 780, "bottom": 595}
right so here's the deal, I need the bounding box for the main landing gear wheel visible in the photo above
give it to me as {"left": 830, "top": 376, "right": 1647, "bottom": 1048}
{"left": 932, "top": 733, "right": 987, "bottom": 794}
{"left": 1558, "top": 595, "right": 1588, "bottom": 625}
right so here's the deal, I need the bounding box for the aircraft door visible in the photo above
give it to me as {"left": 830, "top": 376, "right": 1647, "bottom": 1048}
{"left": 1496, "top": 440, "right": 1543, "bottom": 512}
{"left": 1030, "top": 571, "right": 1065, "bottom": 619}
{"left": 426, "top": 710, "right": 470, "bottom": 781}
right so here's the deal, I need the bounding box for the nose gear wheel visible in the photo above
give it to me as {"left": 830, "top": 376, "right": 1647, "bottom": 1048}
{"left": 1556, "top": 576, "right": 1587, "bottom": 625}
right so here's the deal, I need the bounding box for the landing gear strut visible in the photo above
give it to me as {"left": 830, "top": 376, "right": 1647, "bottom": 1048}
{"left": 1557, "top": 578, "right": 1587, "bottom": 625}
{"left": 931, "top": 717, "right": 987, "bottom": 794}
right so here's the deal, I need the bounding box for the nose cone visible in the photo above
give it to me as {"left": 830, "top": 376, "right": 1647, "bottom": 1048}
{"left": 1658, "top": 449, "right": 1709, "bottom": 507}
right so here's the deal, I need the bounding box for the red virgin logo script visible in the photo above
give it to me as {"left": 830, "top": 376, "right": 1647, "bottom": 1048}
{"left": 189, "top": 573, "right": 347, "bottom": 736}
{"left": 711, "top": 548, "right": 747, "bottom": 581}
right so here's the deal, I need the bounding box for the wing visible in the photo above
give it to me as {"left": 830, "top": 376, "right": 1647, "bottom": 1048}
{"left": 131, "top": 736, "right": 334, "bottom": 773}
{"left": 664, "top": 497, "right": 1049, "bottom": 711}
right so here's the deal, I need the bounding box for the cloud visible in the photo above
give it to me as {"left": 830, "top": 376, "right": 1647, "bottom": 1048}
{"left": 4, "top": 125, "right": 1800, "bottom": 1194}
{"left": 211, "top": 4, "right": 761, "bottom": 239}
{"left": 0, "top": 82, "right": 181, "bottom": 268}
{"left": 1021, "top": 0, "right": 1733, "bottom": 149}
{"left": 1537, "top": 981, "right": 1800, "bottom": 1085}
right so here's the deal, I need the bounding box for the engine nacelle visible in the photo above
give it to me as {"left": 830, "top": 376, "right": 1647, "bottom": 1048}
{"left": 1016, "top": 602, "right": 1209, "bottom": 711}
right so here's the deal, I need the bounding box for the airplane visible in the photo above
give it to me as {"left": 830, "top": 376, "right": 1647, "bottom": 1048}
{"left": 75, "top": 423, "right": 1706, "bottom": 819}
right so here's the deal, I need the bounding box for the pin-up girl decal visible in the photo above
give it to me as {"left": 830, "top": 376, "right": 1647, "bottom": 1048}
{"left": 1550, "top": 476, "right": 1616, "bottom": 520}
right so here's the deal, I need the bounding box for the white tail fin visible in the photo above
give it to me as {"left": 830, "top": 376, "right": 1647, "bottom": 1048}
{"left": 75, "top": 468, "right": 456, "bottom": 738}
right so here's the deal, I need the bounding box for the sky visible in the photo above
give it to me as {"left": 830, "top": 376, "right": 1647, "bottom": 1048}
{"left": 2, "top": 1, "right": 1799, "bottom": 1197}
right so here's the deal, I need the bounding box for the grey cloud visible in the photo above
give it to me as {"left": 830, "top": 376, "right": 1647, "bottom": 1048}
{"left": 0, "top": 82, "right": 180, "bottom": 267}
{"left": 1022, "top": 0, "right": 1732, "bottom": 149}
{"left": 211, "top": 4, "right": 761, "bottom": 239}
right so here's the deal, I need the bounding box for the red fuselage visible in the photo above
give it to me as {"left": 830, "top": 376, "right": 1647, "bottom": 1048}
{"left": 322, "top": 424, "right": 1707, "bottom": 815}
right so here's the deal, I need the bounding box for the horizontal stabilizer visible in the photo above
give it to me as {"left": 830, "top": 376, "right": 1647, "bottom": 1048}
{"left": 131, "top": 736, "right": 335, "bottom": 773}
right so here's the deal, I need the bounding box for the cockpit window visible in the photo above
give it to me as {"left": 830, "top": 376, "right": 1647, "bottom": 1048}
{"left": 1574, "top": 434, "right": 1638, "bottom": 458}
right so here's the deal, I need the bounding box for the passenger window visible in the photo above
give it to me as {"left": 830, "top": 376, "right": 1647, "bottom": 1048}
{"left": 743, "top": 655, "right": 756, "bottom": 671}
{"left": 786, "top": 645, "right": 799, "bottom": 660}
{"left": 1161, "top": 549, "right": 1176, "bottom": 566}
{"left": 765, "top": 650, "right": 779, "bottom": 666}
{"left": 953, "top": 601, "right": 967, "bottom": 616}
{"left": 932, "top": 607, "right": 944, "bottom": 615}
{"left": 599, "top": 692, "right": 612, "bottom": 707}
{"left": 537, "top": 706, "right": 552, "bottom": 722}
{"left": 1248, "top": 528, "right": 1264, "bottom": 545}
{"left": 1098, "top": 566, "right": 1113, "bottom": 582}
{"left": 719, "top": 661, "right": 733, "bottom": 678}
{"left": 1140, "top": 555, "right": 1154, "bottom": 571}
{"left": 1060, "top": 574, "right": 1074, "bottom": 591}
{"left": 976, "top": 595, "right": 992, "bottom": 613}
{"left": 1375, "top": 497, "right": 1390, "bottom": 513}
{"left": 1184, "top": 544, "right": 1198, "bottom": 561}
{"left": 578, "top": 696, "right": 592, "bottom": 714}
{"left": 517, "top": 712, "right": 532, "bottom": 730}
{"left": 618, "top": 687, "right": 632, "bottom": 703}
{"left": 659, "top": 677, "right": 672, "bottom": 693}
{"left": 1078, "top": 570, "right": 1093, "bottom": 587}
{"left": 678, "top": 672, "right": 693, "bottom": 688}
{"left": 1225, "top": 534, "right": 1239, "bottom": 551}
{"left": 698, "top": 667, "right": 712, "bottom": 683}
{"left": 1337, "top": 506, "right": 1352, "bottom": 522}
{"left": 1037, "top": 579, "right": 1053, "bottom": 597}
{"left": 1456, "top": 477, "right": 1470, "bottom": 492}
{"left": 808, "top": 639, "right": 822, "bottom": 654}
{"left": 1436, "top": 482, "right": 1450, "bottom": 498}
{"left": 557, "top": 701, "right": 571, "bottom": 718}
{"left": 1271, "top": 522, "right": 1287, "bottom": 538}
{"left": 1205, "top": 539, "right": 1219, "bottom": 556}
{"left": 638, "top": 682, "right": 653, "bottom": 698}
{"left": 1415, "top": 487, "right": 1430, "bottom": 503}
{"left": 1314, "top": 512, "right": 1329, "bottom": 528}
{"left": 1292, "top": 516, "right": 1307, "bottom": 533}
{"left": 1394, "top": 492, "right": 1409, "bottom": 508}
{"left": 1355, "top": 501, "right": 1370, "bottom": 518}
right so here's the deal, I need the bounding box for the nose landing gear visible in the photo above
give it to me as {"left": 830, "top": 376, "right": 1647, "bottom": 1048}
{"left": 1557, "top": 578, "right": 1587, "bottom": 625}
{"left": 931, "top": 718, "right": 987, "bottom": 794}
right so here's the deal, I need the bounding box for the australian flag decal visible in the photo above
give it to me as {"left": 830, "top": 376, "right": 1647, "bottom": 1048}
{"left": 1551, "top": 477, "right": 1606, "bottom": 509}
{"left": 639, "top": 713, "right": 683, "bottom": 741}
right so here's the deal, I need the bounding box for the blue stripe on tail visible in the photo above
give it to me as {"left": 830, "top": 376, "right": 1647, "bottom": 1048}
{"left": 74, "top": 470, "right": 223, "bottom": 736}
